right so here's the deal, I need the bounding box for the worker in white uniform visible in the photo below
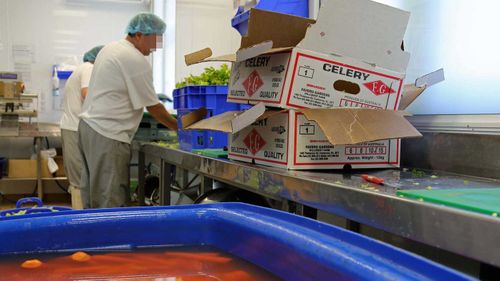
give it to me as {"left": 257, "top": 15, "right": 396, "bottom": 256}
{"left": 60, "top": 45, "right": 103, "bottom": 209}
{"left": 78, "top": 13, "right": 177, "bottom": 208}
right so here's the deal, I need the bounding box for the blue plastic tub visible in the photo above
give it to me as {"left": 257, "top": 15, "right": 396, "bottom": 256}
{"left": 0, "top": 197, "right": 72, "bottom": 217}
{"left": 232, "top": 0, "right": 309, "bottom": 36}
{"left": 173, "top": 85, "right": 249, "bottom": 151}
{"left": 0, "top": 203, "right": 473, "bottom": 281}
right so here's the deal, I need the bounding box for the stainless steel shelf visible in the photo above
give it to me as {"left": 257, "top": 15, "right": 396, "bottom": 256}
{"left": 0, "top": 110, "right": 37, "bottom": 117}
{"left": 139, "top": 143, "right": 500, "bottom": 268}
{"left": 0, "top": 97, "right": 34, "bottom": 103}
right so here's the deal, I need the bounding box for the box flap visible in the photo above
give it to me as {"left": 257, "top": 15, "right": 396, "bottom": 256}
{"left": 184, "top": 111, "right": 239, "bottom": 133}
{"left": 184, "top": 103, "right": 282, "bottom": 133}
{"left": 185, "top": 48, "right": 212, "bottom": 66}
{"left": 236, "top": 41, "right": 273, "bottom": 62}
{"left": 299, "top": 108, "right": 422, "bottom": 145}
{"left": 180, "top": 107, "right": 208, "bottom": 128}
{"left": 398, "top": 85, "right": 426, "bottom": 111}
{"left": 185, "top": 49, "right": 236, "bottom": 66}
{"left": 185, "top": 8, "right": 313, "bottom": 65}
{"left": 236, "top": 45, "right": 295, "bottom": 62}
{"left": 240, "top": 9, "right": 315, "bottom": 49}
{"left": 415, "top": 68, "right": 445, "bottom": 88}
{"left": 398, "top": 69, "right": 445, "bottom": 110}
{"left": 231, "top": 102, "right": 266, "bottom": 132}
{"left": 298, "top": 0, "right": 410, "bottom": 72}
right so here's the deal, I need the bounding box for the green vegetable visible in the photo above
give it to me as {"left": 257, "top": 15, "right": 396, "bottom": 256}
{"left": 176, "top": 64, "right": 231, "bottom": 88}
{"left": 6, "top": 210, "right": 27, "bottom": 216}
{"left": 410, "top": 168, "right": 426, "bottom": 178}
{"left": 153, "top": 140, "right": 179, "bottom": 149}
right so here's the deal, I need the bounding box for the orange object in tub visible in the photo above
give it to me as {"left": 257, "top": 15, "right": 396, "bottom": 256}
{"left": 70, "top": 251, "right": 91, "bottom": 262}
{"left": 0, "top": 247, "right": 282, "bottom": 281}
{"left": 21, "top": 259, "right": 43, "bottom": 269}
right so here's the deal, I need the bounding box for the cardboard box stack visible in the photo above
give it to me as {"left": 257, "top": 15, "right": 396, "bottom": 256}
{"left": 0, "top": 72, "right": 23, "bottom": 99}
{"left": 181, "top": 0, "right": 440, "bottom": 170}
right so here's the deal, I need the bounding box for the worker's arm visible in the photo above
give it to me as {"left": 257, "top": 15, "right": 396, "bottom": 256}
{"left": 80, "top": 87, "right": 88, "bottom": 101}
{"left": 146, "top": 103, "right": 178, "bottom": 130}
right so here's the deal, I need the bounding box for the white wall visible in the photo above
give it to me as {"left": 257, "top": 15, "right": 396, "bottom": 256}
{"left": 174, "top": 0, "right": 241, "bottom": 90}
{"left": 0, "top": 0, "right": 149, "bottom": 123}
{"left": 375, "top": 0, "right": 500, "bottom": 115}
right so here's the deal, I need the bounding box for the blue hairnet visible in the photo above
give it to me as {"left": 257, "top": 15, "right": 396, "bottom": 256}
{"left": 83, "top": 45, "right": 104, "bottom": 62}
{"left": 126, "top": 13, "right": 166, "bottom": 35}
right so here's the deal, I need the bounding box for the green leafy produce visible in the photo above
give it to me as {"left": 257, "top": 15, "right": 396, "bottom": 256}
{"left": 5, "top": 210, "right": 27, "bottom": 216}
{"left": 176, "top": 64, "right": 231, "bottom": 88}
{"left": 153, "top": 140, "right": 179, "bottom": 149}
{"left": 410, "top": 168, "right": 426, "bottom": 178}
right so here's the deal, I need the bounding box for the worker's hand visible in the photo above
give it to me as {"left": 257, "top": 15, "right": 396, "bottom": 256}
{"left": 146, "top": 103, "right": 178, "bottom": 131}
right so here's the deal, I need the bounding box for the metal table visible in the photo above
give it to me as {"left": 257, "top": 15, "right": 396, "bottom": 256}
{"left": 1, "top": 123, "right": 63, "bottom": 199}
{"left": 138, "top": 143, "right": 500, "bottom": 268}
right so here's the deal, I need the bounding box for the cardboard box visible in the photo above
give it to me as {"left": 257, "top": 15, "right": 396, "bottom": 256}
{"left": 0, "top": 82, "right": 16, "bottom": 99}
{"left": 0, "top": 72, "right": 23, "bottom": 98}
{"left": 186, "top": 0, "right": 411, "bottom": 110}
{"left": 8, "top": 159, "right": 53, "bottom": 178}
{"left": 0, "top": 81, "right": 4, "bottom": 97}
{"left": 182, "top": 104, "right": 422, "bottom": 170}
{"left": 54, "top": 156, "right": 66, "bottom": 177}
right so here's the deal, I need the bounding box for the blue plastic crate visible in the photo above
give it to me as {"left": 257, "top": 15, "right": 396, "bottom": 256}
{"left": 177, "top": 129, "right": 229, "bottom": 151}
{"left": 177, "top": 106, "right": 249, "bottom": 151}
{"left": 173, "top": 85, "right": 250, "bottom": 151}
{"left": 0, "top": 203, "right": 473, "bottom": 281}
{"left": 232, "top": 0, "right": 309, "bottom": 36}
{"left": 173, "top": 85, "right": 232, "bottom": 110}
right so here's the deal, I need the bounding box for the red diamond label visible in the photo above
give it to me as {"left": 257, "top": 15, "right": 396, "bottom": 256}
{"left": 242, "top": 70, "right": 264, "bottom": 97}
{"left": 363, "top": 80, "right": 396, "bottom": 96}
{"left": 243, "top": 128, "right": 266, "bottom": 155}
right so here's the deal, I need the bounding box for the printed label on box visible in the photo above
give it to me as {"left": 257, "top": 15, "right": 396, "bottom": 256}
{"left": 293, "top": 113, "right": 399, "bottom": 166}
{"left": 286, "top": 51, "right": 404, "bottom": 110}
{"left": 229, "top": 113, "right": 289, "bottom": 165}
{"left": 229, "top": 111, "right": 400, "bottom": 169}
{"left": 229, "top": 52, "right": 291, "bottom": 104}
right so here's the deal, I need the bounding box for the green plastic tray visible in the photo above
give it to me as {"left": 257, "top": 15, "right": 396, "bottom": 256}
{"left": 191, "top": 149, "right": 228, "bottom": 159}
{"left": 397, "top": 188, "right": 500, "bottom": 216}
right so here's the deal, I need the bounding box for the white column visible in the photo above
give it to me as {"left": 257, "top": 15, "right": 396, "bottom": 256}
{"left": 153, "top": 0, "right": 176, "bottom": 110}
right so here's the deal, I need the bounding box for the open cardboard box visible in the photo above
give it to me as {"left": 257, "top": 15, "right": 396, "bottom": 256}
{"left": 186, "top": 0, "right": 412, "bottom": 110}
{"left": 182, "top": 104, "right": 423, "bottom": 169}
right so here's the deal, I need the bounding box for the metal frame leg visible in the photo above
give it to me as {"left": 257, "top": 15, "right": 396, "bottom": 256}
{"left": 200, "top": 175, "right": 214, "bottom": 195}
{"left": 303, "top": 205, "right": 318, "bottom": 219}
{"left": 160, "top": 160, "right": 173, "bottom": 205}
{"left": 35, "top": 137, "right": 43, "bottom": 199}
{"left": 346, "top": 220, "right": 361, "bottom": 233}
{"left": 137, "top": 150, "right": 146, "bottom": 206}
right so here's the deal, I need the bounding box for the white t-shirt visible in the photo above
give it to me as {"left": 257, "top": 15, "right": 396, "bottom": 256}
{"left": 80, "top": 39, "right": 160, "bottom": 144}
{"left": 60, "top": 62, "right": 93, "bottom": 131}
